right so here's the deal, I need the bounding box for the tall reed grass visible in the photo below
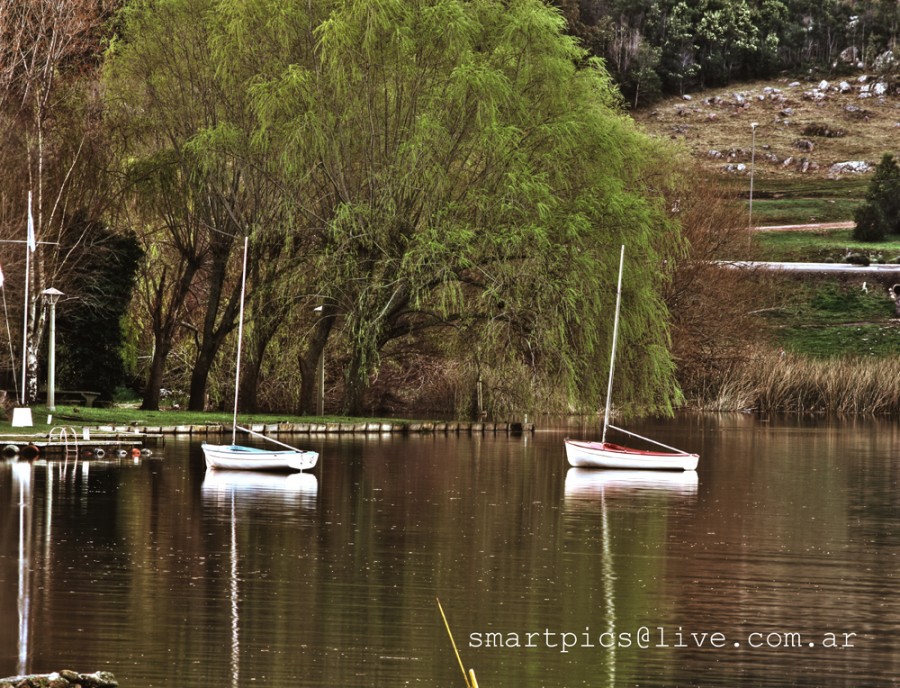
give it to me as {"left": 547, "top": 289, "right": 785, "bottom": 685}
{"left": 688, "top": 348, "right": 900, "bottom": 415}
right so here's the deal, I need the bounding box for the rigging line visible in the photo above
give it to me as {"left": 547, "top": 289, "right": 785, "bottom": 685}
{"left": 607, "top": 424, "right": 692, "bottom": 455}
{"left": 602, "top": 245, "right": 625, "bottom": 445}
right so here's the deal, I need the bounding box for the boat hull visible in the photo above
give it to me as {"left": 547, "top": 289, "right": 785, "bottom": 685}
{"left": 202, "top": 443, "right": 318, "bottom": 472}
{"left": 564, "top": 439, "right": 698, "bottom": 471}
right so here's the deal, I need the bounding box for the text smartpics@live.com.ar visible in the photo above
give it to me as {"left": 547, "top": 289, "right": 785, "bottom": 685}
{"left": 468, "top": 626, "right": 858, "bottom": 653}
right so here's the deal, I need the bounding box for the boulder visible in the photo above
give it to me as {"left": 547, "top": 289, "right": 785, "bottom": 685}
{"left": 839, "top": 47, "right": 858, "bottom": 64}
{"left": 828, "top": 161, "right": 871, "bottom": 177}
{"left": 873, "top": 50, "right": 895, "bottom": 71}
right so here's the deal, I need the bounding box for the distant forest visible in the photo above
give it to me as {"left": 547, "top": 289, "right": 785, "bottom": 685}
{"left": 552, "top": 0, "right": 900, "bottom": 106}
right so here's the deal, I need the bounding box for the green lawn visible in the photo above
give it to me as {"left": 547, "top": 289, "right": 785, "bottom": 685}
{"left": 779, "top": 323, "right": 900, "bottom": 357}
{"left": 764, "top": 281, "right": 900, "bottom": 358}
{"left": 749, "top": 197, "right": 862, "bottom": 226}
{"left": 754, "top": 228, "right": 900, "bottom": 262}
{"left": 722, "top": 175, "right": 870, "bottom": 227}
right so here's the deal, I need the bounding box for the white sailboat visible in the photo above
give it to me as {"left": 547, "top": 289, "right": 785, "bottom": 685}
{"left": 564, "top": 245, "right": 699, "bottom": 471}
{"left": 201, "top": 237, "right": 318, "bottom": 472}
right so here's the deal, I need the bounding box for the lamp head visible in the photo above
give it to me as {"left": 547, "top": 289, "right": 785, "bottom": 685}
{"left": 42, "top": 287, "right": 64, "bottom": 305}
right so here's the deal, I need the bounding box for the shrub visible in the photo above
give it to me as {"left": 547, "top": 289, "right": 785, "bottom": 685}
{"left": 852, "top": 201, "right": 888, "bottom": 241}
{"left": 852, "top": 153, "right": 900, "bottom": 241}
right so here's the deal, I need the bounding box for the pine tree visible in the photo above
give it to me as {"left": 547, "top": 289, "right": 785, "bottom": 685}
{"left": 853, "top": 153, "right": 900, "bottom": 242}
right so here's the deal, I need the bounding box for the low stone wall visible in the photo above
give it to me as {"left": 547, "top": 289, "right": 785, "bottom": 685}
{"left": 91, "top": 421, "right": 536, "bottom": 437}
{"left": 0, "top": 671, "right": 117, "bottom": 688}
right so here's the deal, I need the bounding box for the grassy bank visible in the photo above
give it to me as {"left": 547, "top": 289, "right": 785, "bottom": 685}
{"left": 0, "top": 405, "right": 408, "bottom": 435}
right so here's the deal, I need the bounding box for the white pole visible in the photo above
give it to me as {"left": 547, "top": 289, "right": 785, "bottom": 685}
{"left": 20, "top": 192, "right": 33, "bottom": 406}
{"left": 316, "top": 348, "right": 325, "bottom": 416}
{"left": 231, "top": 236, "right": 249, "bottom": 445}
{"left": 749, "top": 122, "right": 758, "bottom": 234}
{"left": 602, "top": 245, "right": 625, "bottom": 444}
{"left": 47, "top": 299, "right": 56, "bottom": 411}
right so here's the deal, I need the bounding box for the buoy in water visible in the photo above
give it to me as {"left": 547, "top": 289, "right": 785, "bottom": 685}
{"left": 21, "top": 444, "right": 40, "bottom": 460}
{"left": 140, "top": 448, "right": 152, "bottom": 457}
{"left": 116, "top": 449, "right": 128, "bottom": 458}
{"left": 2, "top": 444, "right": 19, "bottom": 458}
{"left": 131, "top": 447, "right": 141, "bottom": 458}
{"left": 94, "top": 448, "right": 105, "bottom": 458}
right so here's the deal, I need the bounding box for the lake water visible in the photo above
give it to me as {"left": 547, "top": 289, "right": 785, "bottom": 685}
{"left": 1, "top": 414, "right": 898, "bottom": 687}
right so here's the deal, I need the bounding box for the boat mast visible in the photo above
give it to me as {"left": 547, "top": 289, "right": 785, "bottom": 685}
{"left": 601, "top": 245, "right": 625, "bottom": 444}
{"left": 231, "top": 236, "right": 249, "bottom": 446}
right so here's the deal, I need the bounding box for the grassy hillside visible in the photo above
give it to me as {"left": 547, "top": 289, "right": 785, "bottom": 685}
{"left": 635, "top": 76, "right": 900, "bottom": 378}
{"left": 633, "top": 74, "right": 899, "bottom": 227}
{"left": 633, "top": 75, "right": 899, "bottom": 179}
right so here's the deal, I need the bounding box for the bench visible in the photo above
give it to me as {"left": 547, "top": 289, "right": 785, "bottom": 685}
{"left": 54, "top": 390, "right": 101, "bottom": 407}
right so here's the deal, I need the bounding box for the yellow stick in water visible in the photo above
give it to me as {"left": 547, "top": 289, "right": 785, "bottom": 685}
{"left": 436, "top": 597, "right": 472, "bottom": 688}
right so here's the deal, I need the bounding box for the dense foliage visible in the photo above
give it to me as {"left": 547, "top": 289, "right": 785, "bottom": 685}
{"left": 554, "top": 0, "right": 900, "bottom": 106}
{"left": 56, "top": 217, "right": 143, "bottom": 399}
{"left": 103, "top": 0, "right": 687, "bottom": 417}
{"left": 10, "top": 0, "right": 893, "bottom": 418}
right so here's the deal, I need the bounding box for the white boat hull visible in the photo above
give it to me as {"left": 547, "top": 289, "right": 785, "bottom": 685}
{"left": 202, "top": 443, "right": 318, "bottom": 472}
{"left": 564, "top": 439, "right": 698, "bottom": 471}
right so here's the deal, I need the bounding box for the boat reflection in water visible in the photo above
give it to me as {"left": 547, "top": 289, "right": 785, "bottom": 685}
{"left": 564, "top": 467, "right": 699, "bottom": 500}
{"left": 201, "top": 469, "right": 318, "bottom": 507}
{"left": 562, "top": 467, "right": 698, "bottom": 688}
{"left": 200, "top": 470, "right": 318, "bottom": 688}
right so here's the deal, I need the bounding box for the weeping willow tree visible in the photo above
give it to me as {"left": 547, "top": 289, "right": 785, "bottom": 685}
{"left": 206, "top": 0, "right": 685, "bottom": 417}
{"left": 106, "top": 0, "right": 685, "bottom": 417}
{"left": 104, "top": 0, "right": 295, "bottom": 411}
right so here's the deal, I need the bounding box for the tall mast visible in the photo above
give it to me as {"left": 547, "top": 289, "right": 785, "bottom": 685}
{"left": 231, "top": 236, "right": 249, "bottom": 445}
{"left": 601, "top": 245, "right": 625, "bottom": 444}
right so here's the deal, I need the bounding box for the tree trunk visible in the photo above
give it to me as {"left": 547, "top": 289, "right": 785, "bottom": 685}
{"left": 187, "top": 236, "right": 238, "bottom": 411}
{"left": 141, "top": 343, "right": 169, "bottom": 410}
{"left": 187, "top": 346, "right": 217, "bottom": 411}
{"left": 239, "top": 315, "right": 276, "bottom": 413}
{"left": 342, "top": 351, "right": 366, "bottom": 417}
{"left": 298, "top": 304, "right": 337, "bottom": 415}
{"left": 239, "top": 346, "right": 265, "bottom": 413}
{"left": 140, "top": 261, "right": 199, "bottom": 411}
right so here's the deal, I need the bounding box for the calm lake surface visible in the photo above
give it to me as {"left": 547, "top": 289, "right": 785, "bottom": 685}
{"left": 1, "top": 415, "right": 898, "bottom": 687}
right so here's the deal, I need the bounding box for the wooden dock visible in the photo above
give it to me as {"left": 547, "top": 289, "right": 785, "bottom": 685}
{"left": 1, "top": 430, "right": 160, "bottom": 460}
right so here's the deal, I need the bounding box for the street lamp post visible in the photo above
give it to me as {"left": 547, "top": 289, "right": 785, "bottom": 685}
{"left": 749, "top": 122, "right": 759, "bottom": 232}
{"left": 313, "top": 305, "right": 324, "bottom": 416}
{"left": 42, "top": 288, "right": 63, "bottom": 412}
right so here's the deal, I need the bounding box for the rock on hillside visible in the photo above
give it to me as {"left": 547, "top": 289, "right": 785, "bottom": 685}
{"left": 633, "top": 74, "right": 899, "bottom": 179}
